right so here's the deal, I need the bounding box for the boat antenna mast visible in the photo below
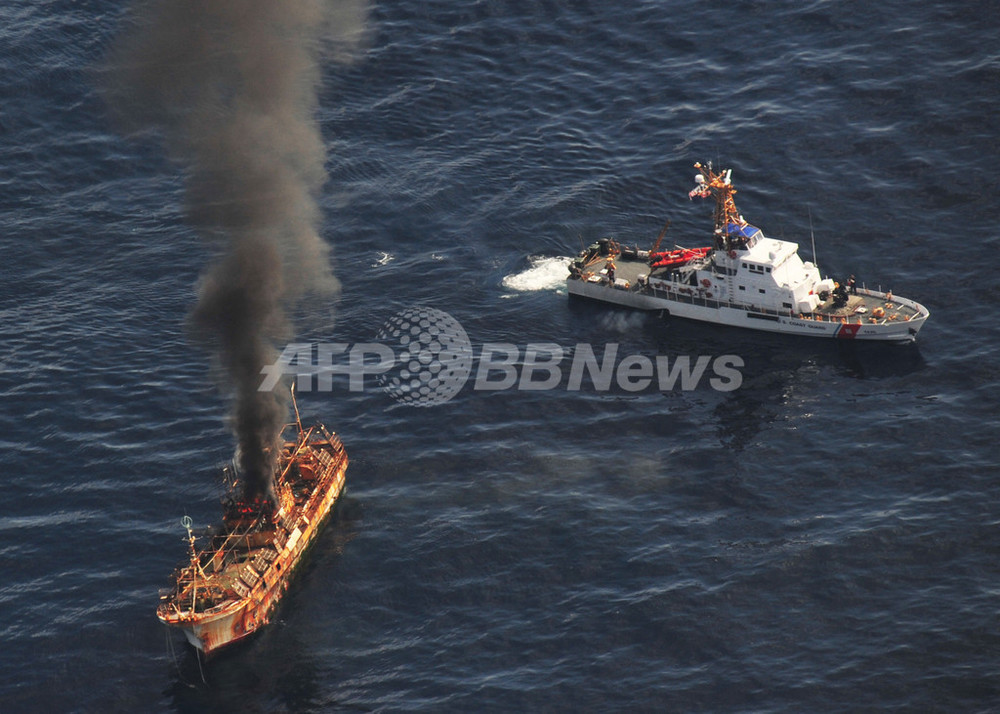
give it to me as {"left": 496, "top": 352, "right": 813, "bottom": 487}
{"left": 290, "top": 382, "right": 303, "bottom": 433}
{"left": 690, "top": 162, "right": 744, "bottom": 252}
{"left": 180, "top": 515, "right": 205, "bottom": 611}
{"left": 808, "top": 206, "right": 818, "bottom": 270}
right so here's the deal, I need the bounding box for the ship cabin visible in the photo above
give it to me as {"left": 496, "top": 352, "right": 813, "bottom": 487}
{"left": 694, "top": 223, "right": 823, "bottom": 314}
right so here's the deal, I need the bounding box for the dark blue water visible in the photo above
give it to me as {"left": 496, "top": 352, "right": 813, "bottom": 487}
{"left": 3, "top": 1, "right": 999, "bottom": 711}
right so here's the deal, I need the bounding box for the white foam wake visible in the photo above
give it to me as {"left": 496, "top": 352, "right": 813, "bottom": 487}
{"left": 502, "top": 256, "right": 573, "bottom": 293}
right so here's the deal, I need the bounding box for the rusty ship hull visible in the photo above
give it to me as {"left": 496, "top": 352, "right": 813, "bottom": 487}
{"left": 157, "top": 422, "right": 347, "bottom": 656}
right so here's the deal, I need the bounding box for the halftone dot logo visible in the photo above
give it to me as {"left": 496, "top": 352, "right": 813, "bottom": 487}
{"left": 376, "top": 307, "right": 473, "bottom": 406}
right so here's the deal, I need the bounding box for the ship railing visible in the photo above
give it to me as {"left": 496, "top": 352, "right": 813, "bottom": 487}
{"left": 648, "top": 285, "right": 786, "bottom": 316}
{"left": 803, "top": 311, "right": 869, "bottom": 324}
{"left": 184, "top": 515, "right": 273, "bottom": 582}
{"left": 647, "top": 283, "right": 921, "bottom": 325}
{"left": 166, "top": 521, "right": 271, "bottom": 613}
{"left": 857, "top": 286, "right": 927, "bottom": 319}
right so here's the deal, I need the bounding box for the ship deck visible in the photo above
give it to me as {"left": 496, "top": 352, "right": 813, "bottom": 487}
{"left": 573, "top": 254, "right": 924, "bottom": 323}
{"left": 158, "top": 426, "right": 346, "bottom": 627}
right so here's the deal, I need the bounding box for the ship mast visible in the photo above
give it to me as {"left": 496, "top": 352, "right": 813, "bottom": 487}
{"left": 691, "top": 162, "right": 744, "bottom": 252}
{"left": 181, "top": 515, "right": 207, "bottom": 614}
{"left": 290, "top": 382, "right": 303, "bottom": 433}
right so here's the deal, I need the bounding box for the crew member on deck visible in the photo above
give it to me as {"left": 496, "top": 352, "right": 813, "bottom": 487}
{"left": 605, "top": 258, "right": 616, "bottom": 284}
{"left": 848, "top": 275, "right": 857, "bottom": 294}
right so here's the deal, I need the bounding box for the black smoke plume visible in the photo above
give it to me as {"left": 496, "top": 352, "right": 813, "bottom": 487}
{"left": 105, "top": 1, "right": 366, "bottom": 503}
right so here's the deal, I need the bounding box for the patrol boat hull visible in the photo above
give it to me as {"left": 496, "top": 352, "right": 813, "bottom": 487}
{"left": 567, "top": 163, "right": 929, "bottom": 342}
{"left": 568, "top": 257, "right": 927, "bottom": 342}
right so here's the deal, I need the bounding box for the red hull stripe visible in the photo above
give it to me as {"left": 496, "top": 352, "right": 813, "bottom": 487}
{"left": 836, "top": 323, "right": 861, "bottom": 338}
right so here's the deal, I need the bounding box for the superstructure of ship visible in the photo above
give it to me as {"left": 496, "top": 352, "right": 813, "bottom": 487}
{"left": 567, "top": 162, "right": 930, "bottom": 341}
{"left": 157, "top": 397, "right": 348, "bottom": 656}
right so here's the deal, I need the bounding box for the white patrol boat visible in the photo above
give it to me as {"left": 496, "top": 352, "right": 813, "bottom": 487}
{"left": 566, "top": 162, "right": 929, "bottom": 342}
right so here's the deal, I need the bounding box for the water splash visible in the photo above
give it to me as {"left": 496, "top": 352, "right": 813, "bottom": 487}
{"left": 502, "top": 256, "right": 574, "bottom": 294}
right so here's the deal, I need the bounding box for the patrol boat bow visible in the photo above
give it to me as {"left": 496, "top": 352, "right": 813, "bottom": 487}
{"left": 567, "top": 163, "right": 929, "bottom": 341}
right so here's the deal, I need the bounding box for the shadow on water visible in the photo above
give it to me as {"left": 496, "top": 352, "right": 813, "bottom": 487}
{"left": 832, "top": 339, "right": 926, "bottom": 379}
{"left": 165, "top": 631, "right": 358, "bottom": 714}
{"left": 718, "top": 331, "right": 924, "bottom": 451}
{"left": 632, "top": 306, "right": 928, "bottom": 452}
{"left": 163, "top": 498, "right": 366, "bottom": 713}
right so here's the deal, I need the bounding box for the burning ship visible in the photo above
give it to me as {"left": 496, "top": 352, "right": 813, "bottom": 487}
{"left": 157, "top": 401, "right": 348, "bottom": 656}
{"left": 567, "top": 162, "right": 930, "bottom": 341}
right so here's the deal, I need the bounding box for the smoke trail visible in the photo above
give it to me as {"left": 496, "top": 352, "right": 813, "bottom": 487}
{"left": 105, "top": 1, "right": 366, "bottom": 504}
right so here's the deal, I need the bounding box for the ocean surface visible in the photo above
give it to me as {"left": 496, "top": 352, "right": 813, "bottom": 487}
{"left": 3, "top": 1, "right": 1000, "bottom": 711}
